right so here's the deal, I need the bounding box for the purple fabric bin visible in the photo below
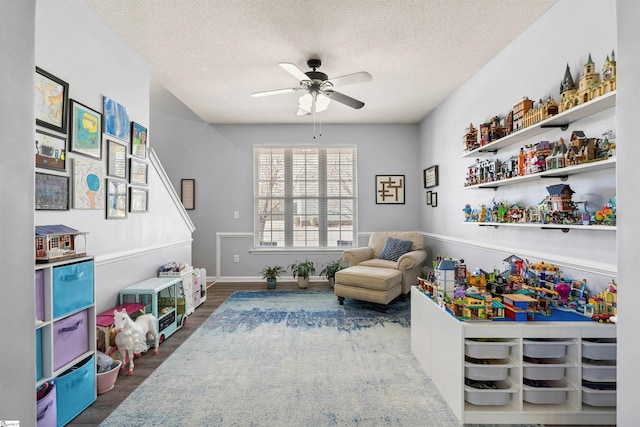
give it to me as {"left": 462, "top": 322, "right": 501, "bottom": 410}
{"left": 37, "top": 381, "right": 56, "bottom": 427}
{"left": 53, "top": 310, "right": 88, "bottom": 371}
{"left": 36, "top": 269, "right": 44, "bottom": 321}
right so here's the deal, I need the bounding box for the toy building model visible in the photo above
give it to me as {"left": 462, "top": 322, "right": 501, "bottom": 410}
{"left": 559, "top": 52, "right": 616, "bottom": 113}
{"left": 35, "top": 224, "right": 88, "bottom": 263}
{"left": 513, "top": 97, "right": 534, "bottom": 132}
{"left": 463, "top": 123, "right": 478, "bottom": 152}
{"left": 522, "top": 96, "right": 559, "bottom": 128}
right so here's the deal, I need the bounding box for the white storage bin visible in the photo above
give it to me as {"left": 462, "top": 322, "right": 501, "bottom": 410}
{"left": 465, "top": 358, "right": 515, "bottom": 381}
{"left": 582, "top": 339, "right": 616, "bottom": 361}
{"left": 465, "top": 339, "right": 515, "bottom": 359}
{"left": 523, "top": 359, "right": 569, "bottom": 381}
{"left": 523, "top": 339, "right": 573, "bottom": 359}
{"left": 523, "top": 379, "right": 573, "bottom": 404}
{"left": 582, "top": 385, "right": 616, "bottom": 407}
{"left": 464, "top": 380, "right": 516, "bottom": 406}
{"left": 582, "top": 359, "right": 616, "bottom": 382}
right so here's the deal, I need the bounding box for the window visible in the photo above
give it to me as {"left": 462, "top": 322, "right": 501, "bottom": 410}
{"left": 254, "top": 146, "right": 357, "bottom": 248}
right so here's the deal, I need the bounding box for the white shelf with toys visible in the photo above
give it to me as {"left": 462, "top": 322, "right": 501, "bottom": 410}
{"left": 411, "top": 286, "right": 616, "bottom": 425}
{"left": 462, "top": 222, "right": 616, "bottom": 232}
{"left": 461, "top": 91, "right": 616, "bottom": 158}
{"left": 464, "top": 157, "right": 616, "bottom": 190}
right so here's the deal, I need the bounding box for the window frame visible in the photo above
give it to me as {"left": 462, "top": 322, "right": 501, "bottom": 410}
{"left": 253, "top": 145, "right": 357, "bottom": 250}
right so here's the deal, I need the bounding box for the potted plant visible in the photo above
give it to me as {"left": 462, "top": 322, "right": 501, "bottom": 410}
{"left": 320, "top": 259, "right": 344, "bottom": 287}
{"left": 261, "top": 265, "right": 285, "bottom": 289}
{"left": 288, "top": 258, "right": 316, "bottom": 289}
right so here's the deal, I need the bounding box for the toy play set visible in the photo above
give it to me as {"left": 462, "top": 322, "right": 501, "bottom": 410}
{"left": 418, "top": 254, "right": 616, "bottom": 323}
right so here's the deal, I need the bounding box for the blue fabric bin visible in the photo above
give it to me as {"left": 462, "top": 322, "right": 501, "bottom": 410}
{"left": 54, "top": 354, "right": 95, "bottom": 426}
{"left": 52, "top": 260, "right": 94, "bottom": 318}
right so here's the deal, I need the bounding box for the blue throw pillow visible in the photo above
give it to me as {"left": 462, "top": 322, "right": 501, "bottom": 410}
{"left": 378, "top": 237, "right": 413, "bottom": 262}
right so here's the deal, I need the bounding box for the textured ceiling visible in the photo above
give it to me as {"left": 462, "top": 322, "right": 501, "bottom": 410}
{"left": 82, "top": 0, "right": 556, "bottom": 124}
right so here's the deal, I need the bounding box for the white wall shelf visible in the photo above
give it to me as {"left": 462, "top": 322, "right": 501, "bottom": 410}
{"left": 411, "top": 287, "right": 616, "bottom": 425}
{"left": 462, "top": 222, "right": 616, "bottom": 232}
{"left": 464, "top": 158, "right": 616, "bottom": 190}
{"left": 461, "top": 91, "right": 616, "bottom": 158}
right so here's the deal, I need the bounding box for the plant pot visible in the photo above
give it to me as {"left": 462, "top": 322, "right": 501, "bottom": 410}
{"left": 328, "top": 277, "right": 335, "bottom": 288}
{"left": 266, "top": 278, "right": 277, "bottom": 289}
{"left": 297, "top": 276, "right": 310, "bottom": 289}
{"left": 97, "top": 360, "right": 122, "bottom": 395}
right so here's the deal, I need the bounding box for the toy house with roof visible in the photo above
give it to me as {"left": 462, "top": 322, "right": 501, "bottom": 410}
{"left": 35, "top": 225, "right": 88, "bottom": 263}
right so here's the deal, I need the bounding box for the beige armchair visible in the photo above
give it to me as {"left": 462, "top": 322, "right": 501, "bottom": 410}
{"left": 335, "top": 231, "right": 427, "bottom": 308}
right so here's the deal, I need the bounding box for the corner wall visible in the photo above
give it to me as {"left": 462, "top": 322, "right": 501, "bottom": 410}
{"left": 34, "top": 0, "right": 193, "bottom": 313}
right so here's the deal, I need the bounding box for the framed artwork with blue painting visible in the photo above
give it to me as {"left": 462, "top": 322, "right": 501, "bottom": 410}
{"left": 103, "top": 96, "right": 130, "bottom": 141}
{"left": 69, "top": 99, "right": 102, "bottom": 159}
{"left": 131, "top": 121, "right": 148, "bottom": 159}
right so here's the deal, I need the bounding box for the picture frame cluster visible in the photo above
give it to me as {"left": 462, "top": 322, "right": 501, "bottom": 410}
{"left": 34, "top": 66, "right": 150, "bottom": 218}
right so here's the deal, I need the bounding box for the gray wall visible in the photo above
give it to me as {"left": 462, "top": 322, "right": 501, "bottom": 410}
{"left": 0, "top": 1, "right": 36, "bottom": 423}
{"left": 151, "top": 85, "right": 421, "bottom": 280}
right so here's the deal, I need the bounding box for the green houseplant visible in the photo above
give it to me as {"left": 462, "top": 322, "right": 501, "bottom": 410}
{"left": 261, "top": 265, "right": 285, "bottom": 289}
{"left": 320, "top": 259, "right": 344, "bottom": 287}
{"left": 288, "top": 258, "right": 316, "bottom": 289}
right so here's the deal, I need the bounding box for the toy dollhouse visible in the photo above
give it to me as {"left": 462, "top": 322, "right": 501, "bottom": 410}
{"left": 35, "top": 224, "right": 88, "bottom": 263}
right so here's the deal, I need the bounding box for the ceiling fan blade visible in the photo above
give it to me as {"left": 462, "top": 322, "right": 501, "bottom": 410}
{"left": 279, "top": 62, "right": 309, "bottom": 82}
{"left": 251, "top": 87, "right": 299, "bottom": 97}
{"left": 329, "top": 71, "right": 372, "bottom": 87}
{"left": 296, "top": 107, "right": 310, "bottom": 116}
{"left": 323, "top": 90, "right": 365, "bottom": 109}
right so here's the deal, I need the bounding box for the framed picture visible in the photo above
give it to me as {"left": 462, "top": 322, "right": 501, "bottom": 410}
{"left": 130, "top": 158, "right": 148, "bottom": 185}
{"left": 69, "top": 99, "right": 102, "bottom": 159}
{"left": 35, "top": 67, "right": 69, "bottom": 134}
{"left": 106, "top": 178, "right": 128, "bottom": 219}
{"left": 35, "top": 129, "right": 66, "bottom": 171}
{"left": 431, "top": 192, "right": 438, "bottom": 207}
{"left": 103, "top": 96, "right": 130, "bottom": 141}
{"left": 375, "top": 175, "right": 404, "bottom": 204}
{"left": 181, "top": 179, "right": 195, "bottom": 210}
{"left": 129, "top": 187, "right": 149, "bottom": 212}
{"left": 72, "top": 158, "right": 105, "bottom": 210}
{"left": 131, "top": 122, "right": 148, "bottom": 159}
{"left": 107, "top": 140, "right": 127, "bottom": 179}
{"left": 426, "top": 191, "right": 432, "bottom": 205}
{"left": 35, "top": 172, "right": 69, "bottom": 210}
{"left": 424, "top": 165, "right": 439, "bottom": 188}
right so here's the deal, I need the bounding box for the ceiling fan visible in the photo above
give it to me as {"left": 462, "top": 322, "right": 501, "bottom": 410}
{"left": 251, "top": 59, "right": 372, "bottom": 116}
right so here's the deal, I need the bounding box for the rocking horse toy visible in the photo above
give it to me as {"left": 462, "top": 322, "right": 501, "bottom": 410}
{"left": 113, "top": 308, "right": 159, "bottom": 375}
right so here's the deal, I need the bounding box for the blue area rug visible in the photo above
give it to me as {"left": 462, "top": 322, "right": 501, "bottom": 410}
{"left": 100, "top": 291, "right": 539, "bottom": 427}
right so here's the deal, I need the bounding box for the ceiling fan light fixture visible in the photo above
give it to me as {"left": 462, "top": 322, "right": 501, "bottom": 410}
{"left": 298, "top": 92, "right": 330, "bottom": 114}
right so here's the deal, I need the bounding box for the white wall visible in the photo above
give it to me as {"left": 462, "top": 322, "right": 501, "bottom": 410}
{"left": 615, "top": 1, "right": 640, "bottom": 425}
{"left": 35, "top": 0, "right": 193, "bottom": 312}
{"left": 0, "top": 1, "right": 36, "bottom": 423}
{"left": 419, "top": 0, "right": 616, "bottom": 288}
{"left": 151, "top": 85, "right": 421, "bottom": 279}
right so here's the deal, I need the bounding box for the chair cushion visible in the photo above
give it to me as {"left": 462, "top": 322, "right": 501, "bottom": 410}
{"left": 378, "top": 237, "right": 413, "bottom": 261}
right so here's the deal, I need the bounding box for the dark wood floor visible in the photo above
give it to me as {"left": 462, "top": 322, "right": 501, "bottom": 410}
{"left": 69, "top": 281, "right": 332, "bottom": 426}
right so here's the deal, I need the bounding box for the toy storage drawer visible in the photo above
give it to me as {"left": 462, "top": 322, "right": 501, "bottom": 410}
{"left": 523, "top": 339, "right": 572, "bottom": 359}
{"left": 582, "top": 384, "right": 616, "bottom": 407}
{"left": 464, "top": 379, "right": 517, "bottom": 406}
{"left": 523, "top": 379, "right": 572, "bottom": 404}
{"left": 35, "top": 269, "right": 45, "bottom": 322}
{"left": 53, "top": 310, "right": 88, "bottom": 371}
{"left": 52, "top": 260, "right": 94, "bottom": 318}
{"left": 36, "top": 381, "right": 56, "bottom": 427}
{"left": 523, "top": 358, "right": 569, "bottom": 381}
{"left": 54, "top": 355, "right": 95, "bottom": 427}
{"left": 465, "top": 358, "right": 515, "bottom": 381}
{"left": 582, "top": 339, "right": 616, "bottom": 360}
{"left": 465, "top": 339, "right": 515, "bottom": 359}
{"left": 582, "top": 359, "right": 616, "bottom": 382}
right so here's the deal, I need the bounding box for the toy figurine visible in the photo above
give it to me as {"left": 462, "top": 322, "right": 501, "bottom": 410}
{"left": 113, "top": 309, "right": 159, "bottom": 375}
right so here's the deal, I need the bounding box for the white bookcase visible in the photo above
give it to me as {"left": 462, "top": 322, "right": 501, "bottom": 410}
{"left": 411, "top": 286, "right": 616, "bottom": 425}
{"left": 35, "top": 256, "right": 96, "bottom": 426}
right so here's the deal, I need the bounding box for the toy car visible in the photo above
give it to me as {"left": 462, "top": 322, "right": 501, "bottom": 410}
{"left": 591, "top": 313, "right": 611, "bottom": 323}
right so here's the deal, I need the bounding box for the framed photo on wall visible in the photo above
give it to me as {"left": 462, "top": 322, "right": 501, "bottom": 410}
{"left": 35, "top": 129, "right": 66, "bottom": 172}
{"left": 69, "top": 99, "right": 102, "bottom": 159}
{"left": 131, "top": 122, "right": 148, "bottom": 159}
{"left": 35, "top": 67, "right": 69, "bottom": 134}
{"left": 129, "top": 158, "right": 148, "bottom": 186}
{"left": 35, "top": 172, "right": 69, "bottom": 210}
{"left": 129, "top": 187, "right": 148, "bottom": 212}
{"left": 181, "top": 179, "right": 195, "bottom": 210}
{"left": 106, "top": 178, "right": 128, "bottom": 219}
{"left": 103, "top": 96, "right": 130, "bottom": 141}
{"left": 107, "top": 139, "right": 127, "bottom": 179}
{"left": 424, "top": 165, "right": 439, "bottom": 188}
{"left": 375, "top": 175, "right": 404, "bottom": 204}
